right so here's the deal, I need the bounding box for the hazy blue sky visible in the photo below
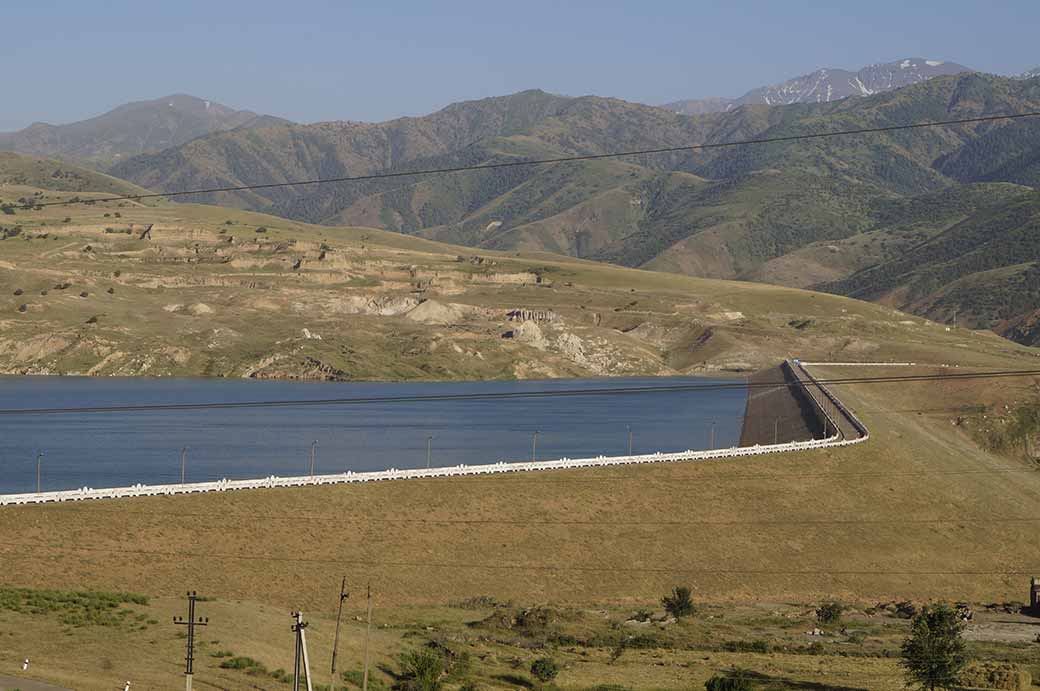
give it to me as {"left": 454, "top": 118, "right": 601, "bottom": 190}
{"left": 3, "top": 0, "right": 1037, "bottom": 130}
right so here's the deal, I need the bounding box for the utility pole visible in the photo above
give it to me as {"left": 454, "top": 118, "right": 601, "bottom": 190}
{"left": 426, "top": 435, "right": 433, "bottom": 469}
{"left": 174, "top": 591, "right": 208, "bottom": 691}
{"left": 330, "top": 577, "right": 349, "bottom": 682}
{"left": 774, "top": 417, "right": 780, "bottom": 445}
{"left": 309, "top": 440, "right": 318, "bottom": 476}
{"left": 292, "top": 611, "right": 313, "bottom": 691}
{"left": 35, "top": 452, "right": 44, "bottom": 493}
{"left": 627, "top": 425, "right": 633, "bottom": 455}
{"left": 532, "top": 430, "right": 539, "bottom": 462}
{"left": 362, "top": 584, "right": 373, "bottom": 691}
{"left": 180, "top": 447, "right": 188, "bottom": 484}
{"left": 709, "top": 421, "right": 715, "bottom": 450}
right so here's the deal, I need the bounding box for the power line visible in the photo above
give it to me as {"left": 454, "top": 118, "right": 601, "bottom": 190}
{"left": 0, "top": 540, "right": 1034, "bottom": 575}
{"left": 25, "top": 111, "right": 1040, "bottom": 210}
{"left": 0, "top": 368, "right": 1036, "bottom": 416}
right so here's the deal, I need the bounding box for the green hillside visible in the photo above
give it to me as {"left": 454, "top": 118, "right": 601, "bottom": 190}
{"left": 820, "top": 189, "right": 1040, "bottom": 342}
{"left": 0, "top": 152, "right": 153, "bottom": 198}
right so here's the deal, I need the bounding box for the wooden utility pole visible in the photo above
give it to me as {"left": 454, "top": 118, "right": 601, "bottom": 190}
{"left": 330, "top": 577, "right": 349, "bottom": 682}
{"left": 362, "top": 584, "right": 373, "bottom": 691}
{"left": 174, "top": 592, "right": 208, "bottom": 691}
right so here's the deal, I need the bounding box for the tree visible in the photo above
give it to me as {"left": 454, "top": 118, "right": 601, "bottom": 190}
{"left": 815, "top": 601, "right": 844, "bottom": 625}
{"left": 900, "top": 603, "right": 968, "bottom": 691}
{"left": 397, "top": 649, "right": 444, "bottom": 691}
{"left": 661, "top": 586, "right": 695, "bottom": 618}
{"left": 530, "top": 657, "right": 558, "bottom": 684}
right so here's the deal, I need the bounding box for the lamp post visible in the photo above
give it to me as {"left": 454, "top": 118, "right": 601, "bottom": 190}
{"left": 626, "top": 425, "right": 633, "bottom": 455}
{"left": 532, "top": 431, "right": 539, "bottom": 462}
{"left": 35, "top": 452, "right": 44, "bottom": 494}
{"left": 709, "top": 421, "right": 716, "bottom": 450}
{"left": 180, "top": 447, "right": 188, "bottom": 484}
{"left": 774, "top": 417, "right": 780, "bottom": 445}
{"left": 309, "top": 441, "right": 318, "bottom": 476}
{"left": 426, "top": 435, "right": 433, "bottom": 469}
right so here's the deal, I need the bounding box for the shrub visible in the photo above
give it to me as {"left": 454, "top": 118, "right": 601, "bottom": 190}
{"left": 255, "top": 226, "right": 267, "bottom": 233}
{"left": 722, "top": 640, "right": 770, "bottom": 654}
{"left": 398, "top": 648, "right": 444, "bottom": 691}
{"left": 704, "top": 675, "right": 753, "bottom": 691}
{"left": 17, "top": 304, "right": 27, "bottom": 313}
{"left": 661, "top": 586, "right": 695, "bottom": 618}
{"left": 816, "top": 601, "right": 844, "bottom": 625}
{"left": 13, "top": 288, "right": 22, "bottom": 295}
{"left": 530, "top": 657, "right": 559, "bottom": 683}
{"left": 218, "top": 656, "right": 267, "bottom": 675}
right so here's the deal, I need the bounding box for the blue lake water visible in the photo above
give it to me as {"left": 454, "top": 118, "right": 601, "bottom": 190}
{"left": 0, "top": 376, "right": 747, "bottom": 494}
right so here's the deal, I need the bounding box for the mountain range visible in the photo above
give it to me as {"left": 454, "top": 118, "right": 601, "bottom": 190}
{"left": 0, "top": 94, "right": 288, "bottom": 169}
{"left": 662, "top": 57, "right": 973, "bottom": 114}
{"left": 5, "top": 62, "right": 1040, "bottom": 347}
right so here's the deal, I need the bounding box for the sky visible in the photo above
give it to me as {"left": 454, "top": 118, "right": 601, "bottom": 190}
{"left": 2, "top": 0, "right": 1038, "bottom": 131}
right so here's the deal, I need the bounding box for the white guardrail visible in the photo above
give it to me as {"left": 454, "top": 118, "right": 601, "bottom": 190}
{"left": 0, "top": 362, "right": 869, "bottom": 506}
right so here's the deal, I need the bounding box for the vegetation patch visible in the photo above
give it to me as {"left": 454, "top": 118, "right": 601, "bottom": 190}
{"left": 0, "top": 587, "right": 148, "bottom": 627}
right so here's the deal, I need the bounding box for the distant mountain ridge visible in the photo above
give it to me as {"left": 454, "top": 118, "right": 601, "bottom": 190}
{"left": 0, "top": 94, "right": 289, "bottom": 169}
{"left": 663, "top": 57, "right": 972, "bottom": 114}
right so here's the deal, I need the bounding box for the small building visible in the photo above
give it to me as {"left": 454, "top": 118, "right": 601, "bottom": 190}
{"left": 1031, "top": 577, "right": 1040, "bottom": 613}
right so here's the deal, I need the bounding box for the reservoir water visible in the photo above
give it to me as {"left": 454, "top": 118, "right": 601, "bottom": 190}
{"left": 0, "top": 376, "right": 747, "bottom": 494}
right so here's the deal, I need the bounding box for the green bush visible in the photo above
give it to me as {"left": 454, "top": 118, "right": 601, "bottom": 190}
{"left": 530, "top": 656, "right": 559, "bottom": 683}
{"left": 398, "top": 648, "right": 444, "bottom": 691}
{"left": 218, "top": 656, "right": 267, "bottom": 675}
{"left": 704, "top": 675, "right": 754, "bottom": 691}
{"left": 661, "top": 585, "right": 695, "bottom": 618}
{"left": 721, "top": 640, "right": 770, "bottom": 654}
{"left": 815, "top": 601, "right": 844, "bottom": 625}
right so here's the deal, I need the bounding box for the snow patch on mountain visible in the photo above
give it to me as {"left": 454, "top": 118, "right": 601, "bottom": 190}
{"left": 662, "top": 58, "right": 972, "bottom": 114}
